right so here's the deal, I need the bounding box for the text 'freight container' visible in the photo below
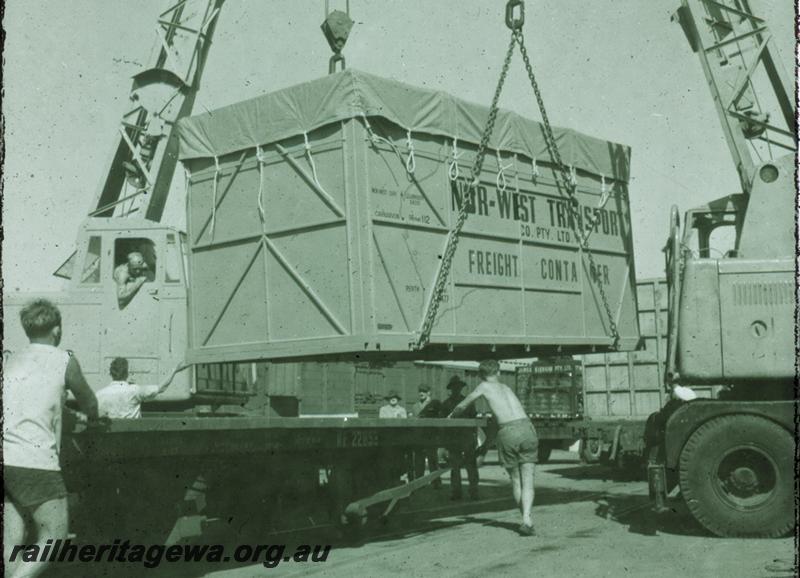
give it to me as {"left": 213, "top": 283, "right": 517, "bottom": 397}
{"left": 177, "top": 69, "right": 639, "bottom": 363}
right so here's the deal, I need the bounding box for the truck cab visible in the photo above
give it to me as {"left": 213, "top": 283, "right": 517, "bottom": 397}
{"left": 3, "top": 218, "right": 192, "bottom": 399}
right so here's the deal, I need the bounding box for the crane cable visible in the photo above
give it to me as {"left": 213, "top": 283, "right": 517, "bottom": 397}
{"left": 414, "top": 0, "right": 620, "bottom": 351}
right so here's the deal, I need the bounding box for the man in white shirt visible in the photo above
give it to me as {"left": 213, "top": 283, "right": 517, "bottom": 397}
{"left": 378, "top": 391, "right": 407, "bottom": 418}
{"left": 3, "top": 299, "right": 100, "bottom": 578}
{"left": 96, "top": 357, "right": 188, "bottom": 419}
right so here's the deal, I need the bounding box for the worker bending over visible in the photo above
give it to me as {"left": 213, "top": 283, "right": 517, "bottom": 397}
{"left": 447, "top": 360, "right": 538, "bottom": 536}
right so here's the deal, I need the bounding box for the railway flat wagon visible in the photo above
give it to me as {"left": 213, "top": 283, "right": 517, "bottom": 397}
{"left": 177, "top": 69, "right": 640, "bottom": 364}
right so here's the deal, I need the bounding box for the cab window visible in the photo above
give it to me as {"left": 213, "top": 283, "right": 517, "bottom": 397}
{"left": 165, "top": 233, "right": 182, "bottom": 283}
{"left": 80, "top": 236, "right": 102, "bottom": 284}
{"left": 114, "top": 238, "right": 157, "bottom": 282}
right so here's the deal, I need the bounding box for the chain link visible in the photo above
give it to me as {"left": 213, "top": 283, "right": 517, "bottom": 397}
{"left": 514, "top": 29, "right": 619, "bottom": 346}
{"left": 414, "top": 33, "right": 517, "bottom": 350}
{"left": 414, "top": 9, "right": 620, "bottom": 350}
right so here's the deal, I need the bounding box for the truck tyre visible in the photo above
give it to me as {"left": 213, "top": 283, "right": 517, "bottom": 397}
{"left": 579, "top": 438, "right": 602, "bottom": 464}
{"left": 679, "top": 415, "right": 795, "bottom": 538}
{"left": 537, "top": 444, "right": 553, "bottom": 464}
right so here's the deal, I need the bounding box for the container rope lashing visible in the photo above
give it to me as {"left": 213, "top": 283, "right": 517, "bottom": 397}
{"left": 582, "top": 175, "right": 613, "bottom": 246}
{"left": 360, "top": 112, "right": 378, "bottom": 146}
{"left": 568, "top": 164, "right": 577, "bottom": 188}
{"left": 303, "top": 131, "right": 331, "bottom": 197}
{"left": 210, "top": 155, "right": 220, "bottom": 241}
{"left": 448, "top": 137, "right": 462, "bottom": 182}
{"left": 495, "top": 149, "right": 513, "bottom": 193}
{"left": 598, "top": 174, "right": 611, "bottom": 208}
{"left": 183, "top": 165, "right": 192, "bottom": 203}
{"left": 360, "top": 113, "right": 408, "bottom": 169}
{"left": 405, "top": 129, "right": 416, "bottom": 175}
{"left": 255, "top": 145, "right": 267, "bottom": 225}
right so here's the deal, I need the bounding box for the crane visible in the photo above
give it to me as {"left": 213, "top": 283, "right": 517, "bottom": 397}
{"left": 673, "top": 0, "right": 794, "bottom": 197}
{"left": 648, "top": 0, "right": 796, "bottom": 539}
{"left": 54, "top": 0, "right": 224, "bottom": 279}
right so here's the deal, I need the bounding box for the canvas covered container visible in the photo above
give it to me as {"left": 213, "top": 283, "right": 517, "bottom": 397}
{"left": 177, "top": 69, "right": 639, "bottom": 364}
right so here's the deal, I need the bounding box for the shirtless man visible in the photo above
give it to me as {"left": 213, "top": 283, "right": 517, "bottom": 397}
{"left": 114, "top": 252, "right": 149, "bottom": 308}
{"left": 447, "top": 359, "right": 538, "bottom": 536}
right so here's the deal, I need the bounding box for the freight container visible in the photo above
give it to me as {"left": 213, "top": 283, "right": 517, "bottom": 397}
{"left": 177, "top": 69, "right": 640, "bottom": 364}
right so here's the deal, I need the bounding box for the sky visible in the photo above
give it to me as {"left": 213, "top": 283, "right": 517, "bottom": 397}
{"left": 1, "top": 0, "right": 795, "bottom": 292}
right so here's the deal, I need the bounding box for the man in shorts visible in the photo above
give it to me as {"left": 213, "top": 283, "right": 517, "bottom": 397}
{"left": 447, "top": 359, "right": 538, "bottom": 536}
{"left": 3, "top": 299, "right": 100, "bottom": 577}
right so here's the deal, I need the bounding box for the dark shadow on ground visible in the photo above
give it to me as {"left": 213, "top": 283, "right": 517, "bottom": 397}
{"left": 57, "top": 477, "right": 649, "bottom": 577}
{"left": 56, "top": 460, "right": 714, "bottom": 577}
{"left": 537, "top": 459, "right": 580, "bottom": 466}
{"left": 545, "top": 462, "right": 646, "bottom": 483}
{"left": 593, "top": 493, "right": 709, "bottom": 538}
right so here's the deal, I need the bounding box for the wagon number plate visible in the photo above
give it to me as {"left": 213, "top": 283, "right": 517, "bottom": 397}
{"left": 336, "top": 430, "right": 379, "bottom": 448}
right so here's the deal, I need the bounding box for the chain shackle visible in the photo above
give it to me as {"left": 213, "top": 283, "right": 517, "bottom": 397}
{"left": 505, "top": 0, "right": 525, "bottom": 31}
{"left": 329, "top": 53, "right": 345, "bottom": 74}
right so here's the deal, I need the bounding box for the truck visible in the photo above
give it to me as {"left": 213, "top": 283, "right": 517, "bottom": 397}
{"left": 2, "top": 0, "right": 640, "bottom": 541}
{"left": 514, "top": 357, "right": 583, "bottom": 463}
{"left": 573, "top": 278, "right": 723, "bottom": 471}
{"left": 646, "top": 0, "right": 796, "bottom": 538}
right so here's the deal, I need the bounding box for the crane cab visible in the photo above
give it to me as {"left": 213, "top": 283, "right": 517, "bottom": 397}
{"left": 665, "top": 155, "right": 796, "bottom": 387}
{"left": 4, "top": 218, "right": 192, "bottom": 399}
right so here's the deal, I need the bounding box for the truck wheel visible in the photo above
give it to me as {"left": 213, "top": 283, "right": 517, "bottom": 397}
{"left": 679, "top": 415, "right": 795, "bottom": 538}
{"left": 580, "top": 438, "right": 602, "bottom": 463}
{"left": 537, "top": 444, "right": 552, "bottom": 464}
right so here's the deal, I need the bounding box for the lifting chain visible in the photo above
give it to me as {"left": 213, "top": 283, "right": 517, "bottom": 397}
{"left": 514, "top": 27, "right": 619, "bottom": 347}
{"left": 414, "top": 0, "right": 619, "bottom": 350}
{"left": 413, "top": 33, "right": 516, "bottom": 350}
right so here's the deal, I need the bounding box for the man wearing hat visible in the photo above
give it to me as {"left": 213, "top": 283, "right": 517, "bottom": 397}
{"left": 441, "top": 376, "right": 480, "bottom": 500}
{"left": 379, "top": 390, "right": 408, "bottom": 419}
{"left": 410, "top": 385, "right": 443, "bottom": 486}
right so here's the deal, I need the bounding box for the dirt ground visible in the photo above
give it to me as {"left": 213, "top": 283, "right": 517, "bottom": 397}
{"left": 47, "top": 450, "right": 796, "bottom": 577}
{"left": 186, "top": 450, "right": 795, "bottom": 578}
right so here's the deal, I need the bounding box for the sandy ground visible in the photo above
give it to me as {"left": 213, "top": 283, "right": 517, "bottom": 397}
{"left": 44, "top": 450, "right": 796, "bottom": 578}
{"left": 191, "top": 450, "right": 795, "bottom": 578}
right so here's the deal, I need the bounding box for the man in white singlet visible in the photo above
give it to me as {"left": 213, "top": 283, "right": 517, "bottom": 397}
{"left": 3, "top": 299, "right": 100, "bottom": 577}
